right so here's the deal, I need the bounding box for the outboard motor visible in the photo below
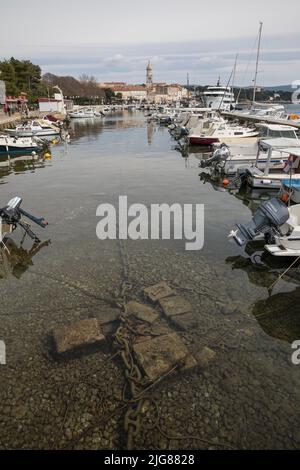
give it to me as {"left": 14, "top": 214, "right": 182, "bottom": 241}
{"left": 0, "top": 197, "right": 48, "bottom": 243}
{"left": 200, "top": 144, "right": 230, "bottom": 169}
{"left": 229, "top": 198, "right": 289, "bottom": 247}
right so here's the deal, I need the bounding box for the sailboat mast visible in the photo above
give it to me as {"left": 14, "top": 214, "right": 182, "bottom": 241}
{"left": 253, "top": 21, "right": 263, "bottom": 104}
{"left": 187, "top": 73, "right": 190, "bottom": 104}
{"left": 232, "top": 53, "right": 238, "bottom": 103}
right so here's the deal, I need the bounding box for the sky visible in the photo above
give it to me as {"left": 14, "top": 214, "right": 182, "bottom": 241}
{"left": 1, "top": 0, "right": 300, "bottom": 86}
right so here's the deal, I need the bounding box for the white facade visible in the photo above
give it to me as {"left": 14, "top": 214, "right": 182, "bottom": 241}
{"left": 115, "top": 87, "right": 147, "bottom": 101}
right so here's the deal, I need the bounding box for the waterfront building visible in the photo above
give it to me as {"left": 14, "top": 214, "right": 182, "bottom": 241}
{"left": 99, "top": 82, "right": 126, "bottom": 89}
{"left": 113, "top": 85, "right": 147, "bottom": 102}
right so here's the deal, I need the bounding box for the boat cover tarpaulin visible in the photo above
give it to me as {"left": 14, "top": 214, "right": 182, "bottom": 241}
{"left": 282, "top": 179, "right": 300, "bottom": 190}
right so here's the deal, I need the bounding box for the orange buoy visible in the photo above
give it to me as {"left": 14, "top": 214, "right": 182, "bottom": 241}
{"left": 289, "top": 114, "right": 299, "bottom": 120}
{"left": 223, "top": 178, "right": 230, "bottom": 187}
{"left": 281, "top": 193, "right": 290, "bottom": 203}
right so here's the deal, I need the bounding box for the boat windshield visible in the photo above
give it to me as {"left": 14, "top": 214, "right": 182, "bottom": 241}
{"left": 261, "top": 128, "right": 297, "bottom": 139}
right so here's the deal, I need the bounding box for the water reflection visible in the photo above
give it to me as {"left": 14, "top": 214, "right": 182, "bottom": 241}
{"left": 228, "top": 185, "right": 279, "bottom": 215}
{"left": 147, "top": 120, "right": 155, "bottom": 145}
{"left": 69, "top": 111, "right": 146, "bottom": 142}
{"left": 226, "top": 250, "right": 300, "bottom": 289}
{"left": 252, "top": 286, "right": 300, "bottom": 342}
{"left": 0, "top": 238, "right": 50, "bottom": 280}
{"left": 174, "top": 140, "right": 212, "bottom": 162}
{"left": 0, "top": 154, "right": 49, "bottom": 183}
{"left": 198, "top": 169, "right": 279, "bottom": 211}
{"left": 226, "top": 247, "right": 300, "bottom": 342}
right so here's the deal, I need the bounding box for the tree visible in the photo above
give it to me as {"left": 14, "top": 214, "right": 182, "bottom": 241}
{"left": 0, "top": 60, "right": 18, "bottom": 95}
{"left": 0, "top": 57, "right": 47, "bottom": 101}
{"left": 42, "top": 73, "right": 106, "bottom": 104}
{"left": 79, "top": 74, "right": 97, "bottom": 84}
{"left": 105, "top": 88, "right": 115, "bottom": 103}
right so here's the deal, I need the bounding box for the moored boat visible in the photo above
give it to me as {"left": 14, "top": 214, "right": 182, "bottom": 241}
{"left": 5, "top": 120, "right": 60, "bottom": 137}
{"left": 188, "top": 120, "right": 259, "bottom": 146}
{"left": 69, "top": 108, "right": 97, "bottom": 118}
{"left": 244, "top": 142, "right": 300, "bottom": 189}
{"left": 202, "top": 80, "right": 236, "bottom": 111}
{"left": 0, "top": 135, "right": 44, "bottom": 155}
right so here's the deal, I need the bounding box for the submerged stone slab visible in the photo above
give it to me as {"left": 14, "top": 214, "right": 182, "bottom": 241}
{"left": 143, "top": 282, "right": 175, "bottom": 302}
{"left": 194, "top": 347, "right": 217, "bottom": 369}
{"left": 182, "top": 353, "right": 198, "bottom": 372}
{"left": 95, "top": 308, "right": 121, "bottom": 325}
{"left": 53, "top": 318, "right": 105, "bottom": 355}
{"left": 126, "top": 301, "right": 159, "bottom": 324}
{"left": 133, "top": 332, "right": 196, "bottom": 382}
{"left": 170, "top": 312, "right": 199, "bottom": 331}
{"left": 134, "top": 323, "right": 173, "bottom": 344}
{"left": 159, "top": 295, "right": 192, "bottom": 318}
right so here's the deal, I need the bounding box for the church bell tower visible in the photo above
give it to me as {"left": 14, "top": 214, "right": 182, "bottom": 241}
{"left": 146, "top": 60, "right": 153, "bottom": 88}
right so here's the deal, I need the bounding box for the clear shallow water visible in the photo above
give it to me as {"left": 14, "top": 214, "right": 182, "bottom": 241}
{"left": 0, "top": 111, "right": 300, "bottom": 450}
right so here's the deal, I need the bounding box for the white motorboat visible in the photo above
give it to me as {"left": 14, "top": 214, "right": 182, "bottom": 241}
{"left": 0, "top": 134, "right": 44, "bottom": 154}
{"left": 244, "top": 140, "right": 300, "bottom": 189}
{"left": 203, "top": 138, "right": 300, "bottom": 176}
{"left": 188, "top": 120, "right": 259, "bottom": 146}
{"left": 69, "top": 108, "right": 96, "bottom": 118}
{"left": 258, "top": 124, "right": 299, "bottom": 144}
{"left": 6, "top": 120, "right": 60, "bottom": 137}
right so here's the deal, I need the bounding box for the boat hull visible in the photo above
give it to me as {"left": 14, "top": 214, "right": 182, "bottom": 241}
{"left": 0, "top": 145, "right": 41, "bottom": 155}
{"left": 6, "top": 129, "right": 59, "bottom": 137}
{"left": 189, "top": 136, "right": 219, "bottom": 146}
{"left": 246, "top": 174, "right": 282, "bottom": 189}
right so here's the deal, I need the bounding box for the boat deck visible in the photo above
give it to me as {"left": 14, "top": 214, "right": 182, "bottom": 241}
{"left": 222, "top": 111, "right": 300, "bottom": 130}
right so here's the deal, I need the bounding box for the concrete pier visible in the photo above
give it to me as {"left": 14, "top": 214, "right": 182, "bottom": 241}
{"left": 0, "top": 113, "right": 23, "bottom": 130}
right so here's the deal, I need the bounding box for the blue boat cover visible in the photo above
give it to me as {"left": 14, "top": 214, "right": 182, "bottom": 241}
{"left": 282, "top": 179, "right": 300, "bottom": 190}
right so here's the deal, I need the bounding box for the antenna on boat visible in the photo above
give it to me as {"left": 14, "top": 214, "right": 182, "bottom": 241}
{"left": 253, "top": 21, "right": 263, "bottom": 105}
{"left": 232, "top": 54, "right": 238, "bottom": 103}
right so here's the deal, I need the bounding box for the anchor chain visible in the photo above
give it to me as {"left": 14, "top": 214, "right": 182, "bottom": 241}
{"left": 115, "top": 237, "right": 149, "bottom": 449}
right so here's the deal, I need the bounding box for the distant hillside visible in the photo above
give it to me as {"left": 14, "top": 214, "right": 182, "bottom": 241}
{"left": 42, "top": 73, "right": 105, "bottom": 99}
{"left": 263, "top": 85, "right": 293, "bottom": 92}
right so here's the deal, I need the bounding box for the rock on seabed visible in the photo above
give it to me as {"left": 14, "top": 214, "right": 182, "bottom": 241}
{"left": 143, "top": 282, "right": 175, "bottom": 302}
{"left": 133, "top": 332, "right": 197, "bottom": 381}
{"left": 53, "top": 318, "right": 105, "bottom": 354}
{"left": 126, "top": 301, "right": 160, "bottom": 324}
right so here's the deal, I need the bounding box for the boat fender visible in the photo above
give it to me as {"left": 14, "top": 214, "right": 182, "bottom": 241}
{"left": 281, "top": 193, "right": 289, "bottom": 204}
